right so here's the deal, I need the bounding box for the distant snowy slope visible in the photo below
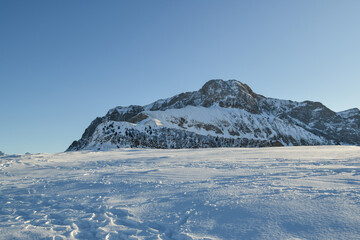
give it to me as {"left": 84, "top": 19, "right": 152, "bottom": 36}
{"left": 1, "top": 146, "right": 360, "bottom": 239}
{"left": 67, "top": 79, "right": 360, "bottom": 151}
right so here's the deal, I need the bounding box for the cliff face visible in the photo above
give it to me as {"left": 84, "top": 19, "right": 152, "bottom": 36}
{"left": 67, "top": 79, "right": 360, "bottom": 151}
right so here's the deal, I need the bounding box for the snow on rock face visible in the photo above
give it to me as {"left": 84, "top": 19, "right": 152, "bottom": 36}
{"left": 67, "top": 79, "right": 359, "bottom": 151}
{"left": 338, "top": 108, "right": 360, "bottom": 119}
{"left": 1, "top": 146, "right": 360, "bottom": 239}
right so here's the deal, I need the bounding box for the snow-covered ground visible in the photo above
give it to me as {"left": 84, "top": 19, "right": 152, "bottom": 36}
{"left": 1, "top": 146, "right": 360, "bottom": 239}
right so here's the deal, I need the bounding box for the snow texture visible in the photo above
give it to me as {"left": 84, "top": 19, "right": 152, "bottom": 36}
{"left": 1, "top": 146, "right": 360, "bottom": 239}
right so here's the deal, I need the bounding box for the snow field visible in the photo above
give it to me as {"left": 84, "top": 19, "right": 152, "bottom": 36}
{"left": 0, "top": 146, "right": 360, "bottom": 239}
{"left": 141, "top": 106, "right": 324, "bottom": 143}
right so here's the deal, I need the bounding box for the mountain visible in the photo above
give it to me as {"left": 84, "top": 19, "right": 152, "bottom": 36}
{"left": 67, "top": 80, "right": 360, "bottom": 151}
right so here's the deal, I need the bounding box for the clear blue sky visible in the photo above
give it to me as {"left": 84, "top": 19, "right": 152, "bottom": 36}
{"left": 1, "top": 0, "right": 360, "bottom": 154}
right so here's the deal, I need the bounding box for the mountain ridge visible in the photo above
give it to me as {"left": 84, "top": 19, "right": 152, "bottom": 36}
{"left": 67, "top": 79, "right": 360, "bottom": 151}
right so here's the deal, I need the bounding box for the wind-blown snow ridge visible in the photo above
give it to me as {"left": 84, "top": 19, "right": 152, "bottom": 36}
{"left": 67, "top": 79, "right": 360, "bottom": 151}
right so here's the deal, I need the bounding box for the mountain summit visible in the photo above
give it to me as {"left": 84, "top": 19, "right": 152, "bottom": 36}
{"left": 67, "top": 79, "right": 360, "bottom": 151}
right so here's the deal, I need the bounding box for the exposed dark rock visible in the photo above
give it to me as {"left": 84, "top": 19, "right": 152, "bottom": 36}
{"left": 128, "top": 113, "right": 149, "bottom": 123}
{"left": 67, "top": 117, "right": 104, "bottom": 151}
{"left": 270, "top": 140, "right": 284, "bottom": 147}
{"left": 106, "top": 105, "right": 144, "bottom": 122}
{"left": 193, "top": 123, "right": 223, "bottom": 134}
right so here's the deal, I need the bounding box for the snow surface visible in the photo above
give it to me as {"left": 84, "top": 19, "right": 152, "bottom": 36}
{"left": 1, "top": 146, "right": 360, "bottom": 239}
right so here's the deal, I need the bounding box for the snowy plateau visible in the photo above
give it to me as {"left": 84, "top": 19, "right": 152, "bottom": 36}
{"left": 1, "top": 146, "right": 360, "bottom": 239}
{"left": 67, "top": 79, "right": 360, "bottom": 151}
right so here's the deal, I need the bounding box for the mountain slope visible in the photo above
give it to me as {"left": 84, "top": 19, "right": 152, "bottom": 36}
{"left": 67, "top": 80, "right": 360, "bottom": 151}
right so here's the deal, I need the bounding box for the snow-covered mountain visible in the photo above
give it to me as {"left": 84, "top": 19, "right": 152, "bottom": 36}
{"left": 67, "top": 80, "right": 360, "bottom": 151}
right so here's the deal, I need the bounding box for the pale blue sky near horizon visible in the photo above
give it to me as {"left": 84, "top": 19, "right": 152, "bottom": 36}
{"left": 1, "top": 0, "right": 360, "bottom": 154}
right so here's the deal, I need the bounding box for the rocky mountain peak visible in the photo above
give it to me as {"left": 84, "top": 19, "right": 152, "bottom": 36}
{"left": 199, "top": 79, "right": 257, "bottom": 99}
{"left": 146, "top": 79, "right": 261, "bottom": 113}
{"left": 67, "top": 79, "right": 360, "bottom": 151}
{"left": 198, "top": 79, "right": 260, "bottom": 113}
